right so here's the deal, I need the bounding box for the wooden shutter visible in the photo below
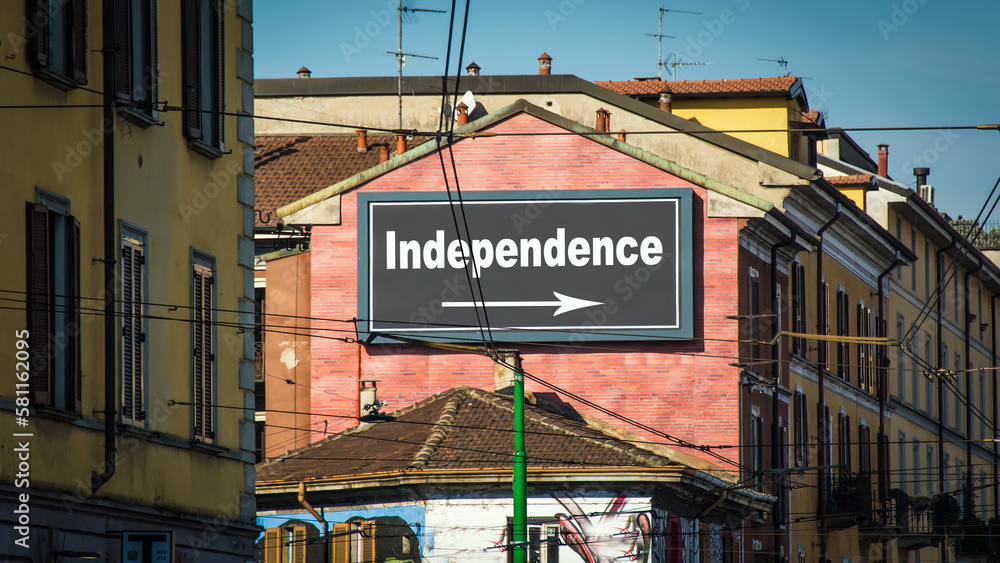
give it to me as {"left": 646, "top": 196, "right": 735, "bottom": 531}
{"left": 122, "top": 239, "right": 145, "bottom": 422}
{"left": 26, "top": 203, "right": 52, "bottom": 405}
{"left": 113, "top": 0, "right": 131, "bottom": 100}
{"left": 181, "top": 0, "right": 202, "bottom": 139}
{"left": 216, "top": 0, "right": 225, "bottom": 147}
{"left": 193, "top": 263, "right": 213, "bottom": 439}
{"left": 331, "top": 523, "right": 352, "bottom": 563}
{"left": 262, "top": 528, "right": 282, "bottom": 563}
{"left": 291, "top": 526, "right": 306, "bottom": 563}
{"left": 27, "top": 0, "right": 51, "bottom": 68}
{"left": 359, "top": 521, "right": 376, "bottom": 563}
{"left": 149, "top": 0, "right": 157, "bottom": 110}
{"left": 70, "top": 217, "right": 82, "bottom": 412}
{"left": 70, "top": 0, "right": 88, "bottom": 83}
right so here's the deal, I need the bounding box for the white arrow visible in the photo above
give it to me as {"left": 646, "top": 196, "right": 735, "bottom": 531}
{"left": 441, "top": 291, "right": 604, "bottom": 317}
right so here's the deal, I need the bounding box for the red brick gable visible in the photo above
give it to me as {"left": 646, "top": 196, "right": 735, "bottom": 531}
{"left": 307, "top": 111, "right": 743, "bottom": 467}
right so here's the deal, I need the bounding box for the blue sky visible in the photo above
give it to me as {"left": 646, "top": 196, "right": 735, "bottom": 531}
{"left": 255, "top": 0, "right": 1000, "bottom": 222}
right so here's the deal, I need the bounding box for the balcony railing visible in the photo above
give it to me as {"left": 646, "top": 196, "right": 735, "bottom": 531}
{"left": 827, "top": 473, "right": 873, "bottom": 529}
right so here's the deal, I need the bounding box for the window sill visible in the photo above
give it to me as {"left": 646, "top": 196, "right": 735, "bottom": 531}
{"left": 33, "top": 67, "right": 85, "bottom": 92}
{"left": 191, "top": 439, "right": 228, "bottom": 455}
{"left": 34, "top": 405, "right": 82, "bottom": 423}
{"left": 117, "top": 105, "right": 160, "bottom": 128}
{"left": 119, "top": 422, "right": 155, "bottom": 439}
{"left": 187, "top": 138, "right": 224, "bottom": 160}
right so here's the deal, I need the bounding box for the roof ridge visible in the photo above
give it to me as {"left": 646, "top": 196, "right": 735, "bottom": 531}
{"left": 406, "top": 388, "right": 467, "bottom": 470}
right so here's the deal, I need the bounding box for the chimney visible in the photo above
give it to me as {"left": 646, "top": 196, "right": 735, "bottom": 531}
{"left": 378, "top": 144, "right": 389, "bottom": 163}
{"left": 465, "top": 61, "right": 480, "bottom": 76}
{"left": 297, "top": 66, "right": 311, "bottom": 79}
{"left": 456, "top": 101, "right": 469, "bottom": 125}
{"left": 595, "top": 108, "right": 610, "bottom": 132}
{"left": 659, "top": 85, "right": 673, "bottom": 113}
{"left": 356, "top": 127, "right": 368, "bottom": 153}
{"left": 914, "top": 167, "right": 929, "bottom": 189}
{"left": 493, "top": 352, "right": 521, "bottom": 394}
{"left": 537, "top": 52, "right": 552, "bottom": 75}
{"left": 396, "top": 133, "right": 407, "bottom": 155}
{"left": 877, "top": 143, "right": 888, "bottom": 177}
{"left": 617, "top": 129, "right": 627, "bottom": 142}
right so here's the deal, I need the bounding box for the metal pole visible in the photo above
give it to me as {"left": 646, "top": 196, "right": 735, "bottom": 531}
{"left": 397, "top": 1, "right": 402, "bottom": 130}
{"left": 657, "top": 6, "right": 663, "bottom": 80}
{"left": 513, "top": 354, "right": 527, "bottom": 563}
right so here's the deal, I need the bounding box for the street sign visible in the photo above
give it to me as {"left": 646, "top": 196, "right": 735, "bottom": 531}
{"left": 122, "top": 531, "right": 173, "bottom": 563}
{"left": 357, "top": 189, "right": 693, "bottom": 343}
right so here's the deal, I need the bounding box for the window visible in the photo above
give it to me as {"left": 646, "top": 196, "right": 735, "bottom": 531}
{"left": 944, "top": 453, "right": 950, "bottom": 492}
{"left": 954, "top": 354, "right": 962, "bottom": 432}
{"left": 898, "top": 432, "right": 907, "bottom": 492}
{"left": 750, "top": 407, "right": 764, "bottom": 491}
{"left": 957, "top": 460, "right": 965, "bottom": 513}
{"left": 121, "top": 224, "right": 147, "bottom": 425}
{"left": 791, "top": 262, "right": 807, "bottom": 356}
{"left": 926, "top": 445, "right": 934, "bottom": 495}
{"left": 924, "top": 239, "right": 930, "bottom": 298}
{"left": 912, "top": 335, "right": 920, "bottom": 407}
{"left": 911, "top": 228, "right": 917, "bottom": 292}
{"left": 924, "top": 334, "right": 933, "bottom": 413}
{"left": 192, "top": 253, "right": 215, "bottom": 441}
{"left": 25, "top": 196, "right": 81, "bottom": 412}
{"left": 981, "top": 471, "right": 989, "bottom": 519}
{"left": 912, "top": 439, "right": 921, "bottom": 496}
{"left": 825, "top": 406, "right": 833, "bottom": 494}
{"left": 896, "top": 315, "right": 905, "bottom": 401}
{"left": 954, "top": 265, "right": 960, "bottom": 323}
{"left": 114, "top": 0, "right": 158, "bottom": 119}
{"left": 27, "top": 0, "right": 87, "bottom": 87}
{"left": 182, "top": 0, "right": 225, "bottom": 151}
{"left": 748, "top": 268, "right": 761, "bottom": 368}
{"left": 836, "top": 288, "right": 849, "bottom": 380}
{"left": 941, "top": 345, "right": 949, "bottom": 424}
{"left": 858, "top": 421, "right": 871, "bottom": 476}
{"left": 857, "top": 301, "right": 874, "bottom": 393}
{"left": 794, "top": 387, "right": 809, "bottom": 468}
{"left": 896, "top": 214, "right": 903, "bottom": 281}
{"left": 837, "top": 410, "right": 851, "bottom": 474}
{"left": 980, "top": 371, "right": 986, "bottom": 440}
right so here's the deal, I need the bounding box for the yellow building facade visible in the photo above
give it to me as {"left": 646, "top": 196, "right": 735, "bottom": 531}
{"left": 0, "top": 0, "right": 259, "bottom": 559}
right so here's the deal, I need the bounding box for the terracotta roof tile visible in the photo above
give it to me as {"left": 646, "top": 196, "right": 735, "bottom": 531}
{"left": 256, "top": 387, "right": 722, "bottom": 483}
{"left": 800, "top": 110, "right": 822, "bottom": 124}
{"left": 594, "top": 76, "right": 800, "bottom": 97}
{"left": 254, "top": 134, "right": 396, "bottom": 225}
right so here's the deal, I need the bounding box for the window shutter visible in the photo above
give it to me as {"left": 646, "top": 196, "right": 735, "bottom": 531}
{"left": 26, "top": 203, "right": 52, "bottom": 405}
{"left": 331, "top": 523, "right": 352, "bottom": 563}
{"left": 217, "top": 0, "right": 225, "bottom": 147}
{"left": 181, "top": 0, "right": 202, "bottom": 139}
{"left": 27, "top": 0, "right": 51, "bottom": 68}
{"left": 71, "top": 0, "right": 88, "bottom": 84}
{"left": 262, "top": 528, "right": 281, "bottom": 563}
{"left": 193, "top": 264, "right": 213, "bottom": 439}
{"left": 359, "top": 521, "right": 376, "bottom": 563}
{"left": 113, "top": 0, "right": 131, "bottom": 100}
{"left": 149, "top": 0, "right": 158, "bottom": 111}
{"left": 70, "top": 217, "right": 82, "bottom": 412}
{"left": 291, "top": 526, "right": 306, "bottom": 563}
{"left": 122, "top": 241, "right": 145, "bottom": 421}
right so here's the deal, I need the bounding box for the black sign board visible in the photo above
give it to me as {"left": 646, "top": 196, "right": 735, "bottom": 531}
{"left": 357, "top": 189, "right": 692, "bottom": 343}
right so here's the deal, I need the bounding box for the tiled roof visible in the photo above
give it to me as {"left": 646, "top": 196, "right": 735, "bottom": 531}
{"left": 257, "top": 386, "right": 725, "bottom": 483}
{"left": 825, "top": 174, "right": 875, "bottom": 186}
{"left": 595, "top": 76, "right": 800, "bottom": 97}
{"left": 254, "top": 134, "right": 394, "bottom": 225}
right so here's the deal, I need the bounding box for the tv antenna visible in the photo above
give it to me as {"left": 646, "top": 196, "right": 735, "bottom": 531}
{"left": 665, "top": 53, "right": 713, "bottom": 81}
{"left": 758, "top": 57, "right": 789, "bottom": 76}
{"left": 644, "top": 6, "right": 699, "bottom": 80}
{"left": 388, "top": 1, "right": 445, "bottom": 129}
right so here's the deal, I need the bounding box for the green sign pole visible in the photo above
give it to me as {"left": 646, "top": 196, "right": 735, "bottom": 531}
{"left": 513, "top": 358, "right": 527, "bottom": 563}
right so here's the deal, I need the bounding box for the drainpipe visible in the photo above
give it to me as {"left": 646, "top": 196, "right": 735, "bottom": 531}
{"left": 771, "top": 234, "right": 797, "bottom": 539}
{"left": 992, "top": 294, "right": 999, "bottom": 516}
{"left": 964, "top": 263, "right": 982, "bottom": 517}
{"left": 877, "top": 253, "right": 904, "bottom": 511}
{"left": 936, "top": 241, "right": 957, "bottom": 494}
{"left": 92, "top": 0, "right": 117, "bottom": 493}
{"left": 816, "top": 204, "right": 842, "bottom": 563}
{"left": 299, "top": 482, "right": 329, "bottom": 563}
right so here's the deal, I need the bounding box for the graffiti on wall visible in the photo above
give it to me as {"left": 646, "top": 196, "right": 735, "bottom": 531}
{"left": 554, "top": 494, "right": 653, "bottom": 563}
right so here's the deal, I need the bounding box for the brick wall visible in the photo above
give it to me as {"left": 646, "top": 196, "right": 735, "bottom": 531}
{"left": 308, "top": 113, "right": 742, "bottom": 466}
